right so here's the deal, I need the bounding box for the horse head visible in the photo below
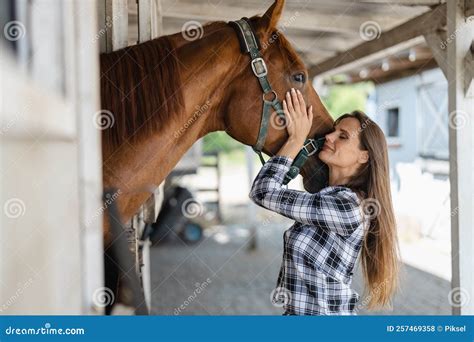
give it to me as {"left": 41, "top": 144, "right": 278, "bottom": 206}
{"left": 222, "top": 0, "right": 334, "bottom": 192}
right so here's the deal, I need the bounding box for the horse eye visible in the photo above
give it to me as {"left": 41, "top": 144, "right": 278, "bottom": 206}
{"left": 293, "top": 73, "right": 306, "bottom": 84}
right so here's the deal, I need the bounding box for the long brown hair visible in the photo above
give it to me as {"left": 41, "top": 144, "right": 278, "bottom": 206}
{"left": 335, "top": 110, "right": 400, "bottom": 310}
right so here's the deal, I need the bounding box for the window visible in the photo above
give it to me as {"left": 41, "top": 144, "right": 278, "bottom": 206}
{"left": 387, "top": 107, "right": 400, "bottom": 137}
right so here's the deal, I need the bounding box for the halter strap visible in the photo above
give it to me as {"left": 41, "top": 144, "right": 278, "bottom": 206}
{"left": 229, "top": 18, "right": 284, "bottom": 157}
{"left": 229, "top": 18, "right": 325, "bottom": 185}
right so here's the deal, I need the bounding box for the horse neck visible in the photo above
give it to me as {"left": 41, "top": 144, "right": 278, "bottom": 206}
{"left": 103, "top": 27, "right": 241, "bottom": 223}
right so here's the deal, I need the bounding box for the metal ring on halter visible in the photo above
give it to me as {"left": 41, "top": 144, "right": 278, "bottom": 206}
{"left": 262, "top": 90, "right": 278, "bottom": 103}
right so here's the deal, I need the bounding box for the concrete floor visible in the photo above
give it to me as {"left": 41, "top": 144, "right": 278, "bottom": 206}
{"left": 149, "top": 204, "right": 452, "bottom": 315}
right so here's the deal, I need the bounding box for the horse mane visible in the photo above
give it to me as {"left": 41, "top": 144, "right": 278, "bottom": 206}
{"left": 99, "top": 21, "right": 231, "bottom": 149}
{"left": 100, "top": 35, "right": 184, "bottom": 149}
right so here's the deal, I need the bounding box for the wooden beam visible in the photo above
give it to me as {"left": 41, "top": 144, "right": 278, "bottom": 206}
{"left": 138, "top": 0, "right": 163, "bottom": 42}
{"left": 464, "top": 46, "right": 474, "bottom": 95}
{"left": 309, "top": 3, "right": 447, "bottom": 77}
{"left": 70, "top": 0, "right": 104, "bottom": 314}
{"left": 466, "top": 0, "right": 474, "bottom": 18}
{"left": 447, "top": 0, "right": 474, "bottom": 316}
{"left": 138, "top": 0, "right": 152, "bottom": 42}
{"left": 359, "top": 0, "right": 444, "bottom": 4}
{"left": 159, "top": 0, "right": 421, "bottom": 35}
{"left": 104, "top": 0, "right": 128, "bottom": 52}
{"left": 150, "top": 0, "right": 164, "bottom": 38}
{"left": 347, "top": 57, "right": 438, "bottom": 84}
{"left": 423, "top": 31, "right": 448, "bottom": 77}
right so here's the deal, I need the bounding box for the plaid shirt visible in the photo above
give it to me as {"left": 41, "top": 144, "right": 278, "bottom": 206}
{"left": 249, "top": 155, "right": 367, "bottom": 315}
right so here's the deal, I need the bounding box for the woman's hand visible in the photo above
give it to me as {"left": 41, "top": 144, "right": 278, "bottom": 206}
{"left": 283, "top": 88, "right": 313, "bottom": 144}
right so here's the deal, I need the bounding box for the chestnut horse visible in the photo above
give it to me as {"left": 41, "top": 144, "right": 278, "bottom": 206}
{"left": 99, "top": 0, "right": 333, "bottom": 311}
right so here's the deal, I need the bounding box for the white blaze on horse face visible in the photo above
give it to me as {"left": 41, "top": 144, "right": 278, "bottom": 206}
{"left": 318, "top": 117, "right": 364, "bottom": 169}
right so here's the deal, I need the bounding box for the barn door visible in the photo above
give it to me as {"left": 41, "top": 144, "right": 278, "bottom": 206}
{"left": 417, "top": 81, "right": 449, "bottom": 160}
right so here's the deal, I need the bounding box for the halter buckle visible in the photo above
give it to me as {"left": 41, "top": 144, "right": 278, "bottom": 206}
{"left": 302, "top": 139, "right": 319, "bottom": 156}
{"left": 251, "top": 58, "right": 267, "bottom": 78}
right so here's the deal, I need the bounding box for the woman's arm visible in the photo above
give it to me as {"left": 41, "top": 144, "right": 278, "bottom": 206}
{"left": 275, "top": 136, "right": 305, "bottom": 160}
{"left": 249, "top": 88, "right": 361, "bottom": 236}
{"left": 248, "top": 155, "right": 362, "bottom": 236}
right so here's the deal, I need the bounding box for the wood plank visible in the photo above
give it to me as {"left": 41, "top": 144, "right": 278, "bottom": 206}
{"left": 105, "top": 0, "right": 129, "bottom": 51}
{"left": 160, "top": 0, "right": 424, "bottom": 35}
{"left": 359, "top": 0, "right": 444, "bottom": 4}
{"left": 423, "top": 31, "right": 448, "bottom": 77}
{"left": 447, "top": 0, "right": 474, "bottom": 315}
{"left": 309, "top": 3, "right": 447, "bottom": 77}
{"left": 71, "top": 0, "right": 105, "bottom": 314}
{"left": 464, "top": 47, "right": 474, "bottom": 95}
{"left": 1, "top": 52, "right": 75, "bottom": 140}
{"left": 138, "top": 0, "right": 163, "bottom": 42}
{"left": 466, "top": 0, "right": 474, "bottom": 18}
{"left": 150, "top": 0, "right": 164, "bottom": 39}
{"left": 138, "top": 0, "right": 152, "bottom": 42}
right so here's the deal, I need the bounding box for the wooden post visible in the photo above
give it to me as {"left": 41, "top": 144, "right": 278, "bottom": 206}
{"left": 98, "top": 0, "right": 128, "bottom": 53}
{"left": 447, "top": 0, "right": 474, "bottom": 315}
{"left": 138, "top": 0, "right": 163, "bottom": 42}
{"left": 138, "top": 0, "right": 152, "bottom": 42}
{"left": 70, "top": 0, "right": 104, "bottom": 315}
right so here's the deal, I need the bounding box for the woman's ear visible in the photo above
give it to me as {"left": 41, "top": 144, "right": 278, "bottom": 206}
{"left": 359, "top": 150, "right": 369, "bottom": 164}
{"left": 258, "top": 0, "right": 285, "bottom": 38}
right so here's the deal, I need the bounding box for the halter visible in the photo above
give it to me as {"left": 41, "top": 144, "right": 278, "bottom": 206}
{"left": 229, "top": 18, "right": 326, "bottom": 185}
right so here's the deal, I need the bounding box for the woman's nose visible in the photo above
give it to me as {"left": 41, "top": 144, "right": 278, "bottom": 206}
{"left": 325, "top": 132, "right": 334, "bottom": 143}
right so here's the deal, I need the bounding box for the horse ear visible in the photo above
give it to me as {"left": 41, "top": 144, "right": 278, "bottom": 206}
{"left": 258, "top": 0, "right": 285, "bottom": 36}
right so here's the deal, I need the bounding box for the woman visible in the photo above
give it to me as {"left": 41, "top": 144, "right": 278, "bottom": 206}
{"left": 249, "top": 88, "right": 400, "bottom": 315}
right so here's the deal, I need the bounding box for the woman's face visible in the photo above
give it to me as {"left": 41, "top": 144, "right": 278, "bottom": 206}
{"left": 318, "top": 117, "right": 369, "bottom": 168}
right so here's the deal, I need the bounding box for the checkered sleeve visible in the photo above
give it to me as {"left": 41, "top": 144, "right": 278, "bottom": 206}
{"left": 249, "top": 155, "right": 362, "bottom": 236}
